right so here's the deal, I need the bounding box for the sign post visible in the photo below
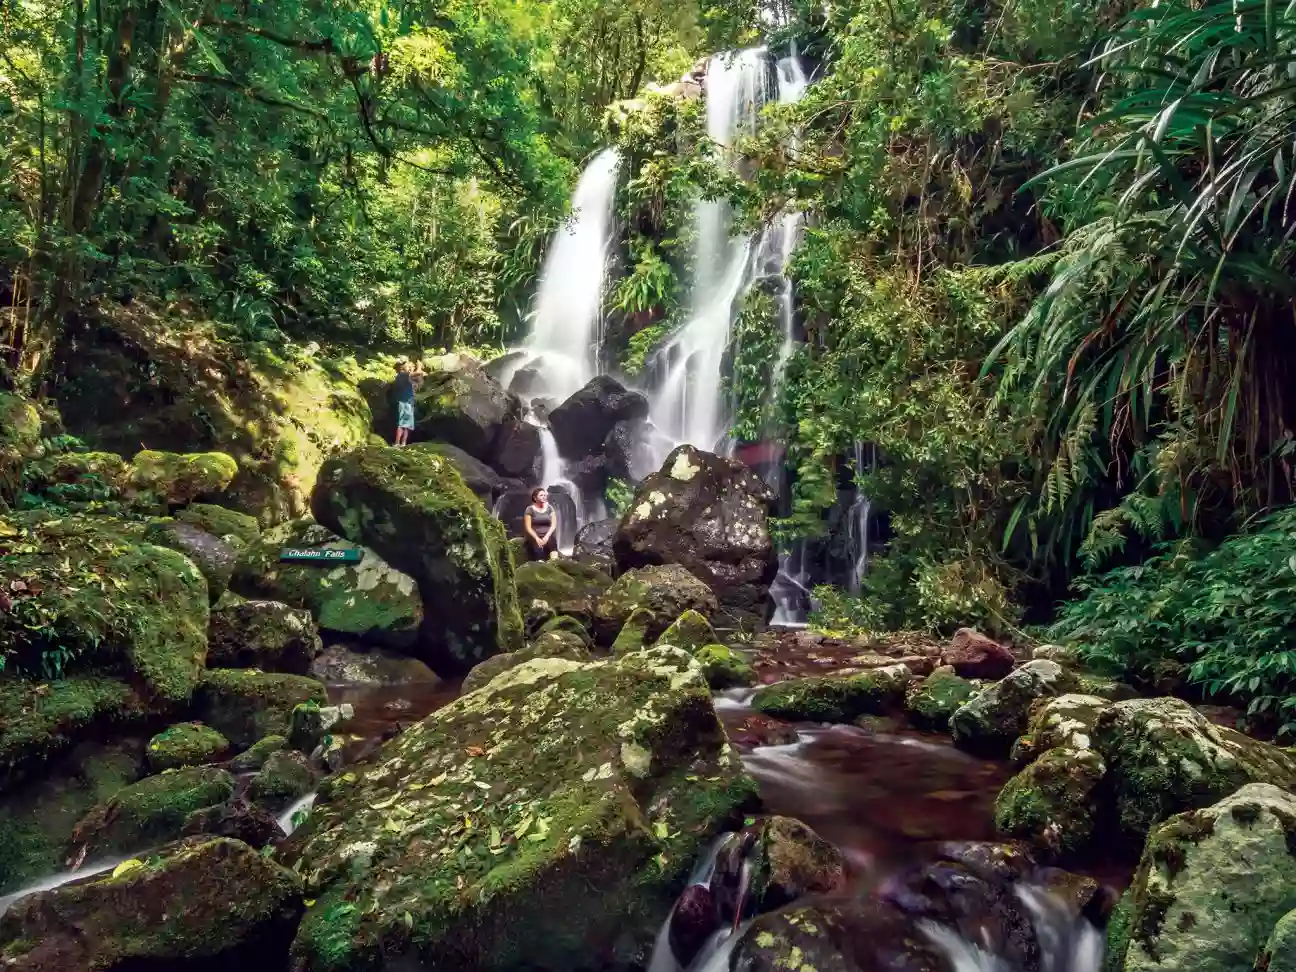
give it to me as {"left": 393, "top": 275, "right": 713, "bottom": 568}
{"left": 278, "top": 547, "right": 364, "bottom": 565}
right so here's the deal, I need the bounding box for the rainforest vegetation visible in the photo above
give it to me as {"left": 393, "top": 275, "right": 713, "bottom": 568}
{"left": 3, "top": 0, "right": 1295, "bottom": 730}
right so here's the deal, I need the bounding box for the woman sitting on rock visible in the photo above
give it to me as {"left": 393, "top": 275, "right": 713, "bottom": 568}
{"left": 524, "top": 487, "right": 559, "bottom": 561}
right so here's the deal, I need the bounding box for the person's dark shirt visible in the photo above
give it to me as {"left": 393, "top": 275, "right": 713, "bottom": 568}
{"left": 395, "top": 372, "right": 415, "bottom": 404}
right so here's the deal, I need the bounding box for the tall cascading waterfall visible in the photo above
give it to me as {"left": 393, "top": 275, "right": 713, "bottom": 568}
{"left": 846, "top": 440, "right": 874, "bottom": 594}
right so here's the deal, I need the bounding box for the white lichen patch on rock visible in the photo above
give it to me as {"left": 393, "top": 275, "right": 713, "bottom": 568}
{"left": 669, "top": 453, "right": 700, "bottom": 481}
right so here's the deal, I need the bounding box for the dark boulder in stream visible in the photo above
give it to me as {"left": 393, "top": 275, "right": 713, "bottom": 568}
{"left": 207, "top": 598, "right": 322, "bottom": 674}
{"left": 613, "top": 444, "right": 777, "bottom": 614}
{"left": 548, "top": 375, "right": 649, "bottom": 460}
{"left": 574, "top": 517, "right": 618, "bottom": 571}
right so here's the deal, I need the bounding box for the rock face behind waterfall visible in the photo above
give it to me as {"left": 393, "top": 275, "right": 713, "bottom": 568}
{"left": 613, "top": 444, "right": 777, "bottom": 614}
{"left": 413, "top": 355, "right": 522, "bottom": 460}
{"left": 311, "top": 443, "right": 524, "bottom": 671}
{"left": 283, "top": 647, "right": 756, "bottom": 972}
{"left": 549, "top": 375, "right": 649, "bottom": 461}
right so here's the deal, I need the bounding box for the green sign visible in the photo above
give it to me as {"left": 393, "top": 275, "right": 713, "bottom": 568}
{"left": 279, "top": 547, "right": 363, "bottom": 564}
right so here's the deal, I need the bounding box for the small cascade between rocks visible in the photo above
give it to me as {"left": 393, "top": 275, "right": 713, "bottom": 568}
{"left": 846, "top": 441, "right": 875, "bottom": 594}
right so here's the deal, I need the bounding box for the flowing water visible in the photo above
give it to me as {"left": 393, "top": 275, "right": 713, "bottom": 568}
{"left": 846, "top": 441, "right": 875, "bottom": 594}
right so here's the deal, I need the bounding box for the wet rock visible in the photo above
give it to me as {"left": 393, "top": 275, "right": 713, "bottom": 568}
{"left": 514, "top": 559, "right": 614, "bottom": 634}
{"left": 312, "top": 443, "right": 524, "bottom": 670}
{"left": 1092, "top": 697, "right": 1296, "bottom": 840}
{"left": 574, "top": 517, "right": 617, "bottom": 571}
{"left": 413, "top": 358, "right": 521, "bottom": 459}
{"left": 126, "top": 449, "right": 239, "bottom": 506}
{"left": 247, "top": 750, "right": 316, "bottom": 813}
{"left": 408, "top": 441, "right": 505, "bottom": 501}
{"left": 905, "top": 669, "right": 977, "bottom": 731}
{"left": 194, "top": 669, "right": 328, "bottom": 749}
{"left": 1033, "top": 866, "right": 1115, "bottom": 926}
{"left": 181, "top": 799, "right": 284, "bottom": 848}
{"left": 288, "top": 702, "right": 353, "bottom": 754}
{"left": 613, "top": 444, "right": 777, "bottom": 614}
{"left": 653, "top": 609, "right": 718, "bottom": 654}
{"left": 0, "top": 837, "right": 303, "bottom": 971}
{"left": 593, "top": 562, "right": 718, "bottom": 646}
{"left": 752, "top": 665, "right": 912, "bottom": 723}
{"left": 1010, "top": 693, "right": 1111, "bottom": 766}
{"left": 994, "top": 746, "right": 1107, "bottom": 857}
{"left": 143, "top": 519, "right": 237, "bottom": 600}
{"left": 228, "top": 734, "right": 288, "bottom": 773}
{"left": 283, "top": 647, "right": 756, "bottom": 972}
{"left": 950, "top": 660, "right": 1078, "bottom": 756}
{"left": 71, "top": 766, "right": 235, "bottom": 855}
{"left": 489, "top": 419, "right": 542, "bottom": 479}
{"left": 604, "top": 418, "right": 654, "bottom": 481}
{"left": 146, "top": 722, "right": 229, "bottom": 772}
{"left": 669, "top": 883, "right": 717, "bottom": 967}
{"left": 461, "top": 628, "right": 592, "bottom": 694}
{"left": 231, "top": 519, "right": 423, "bottom": 651}
{"left": 548, "top": 375, "right": 649, "bottom": 460}
{"left": 207, "top": 598, "right": 322, "bottom": 674}
{"left": 730, "top": 902, "right": 948, "bottom": 972}
{"left": 1110, "top": 784, "right": 1296, "bottom": 972}
{"left": 941, "top": 629, "right": 1015, "bottom": 680}
{"left": 308, "top": 643, "right": 442, "bottom": 687}
{"left": 175, "top": 502, "right": 262, "bottom": 545}
{"left": 567, "top": 453, "right": 609, "bottom": 493}
{"left": 696, "top": 643, "right": 756, "bottom": 689}
{"left": 751, "top": 816, "right": 847, "bottom": 909}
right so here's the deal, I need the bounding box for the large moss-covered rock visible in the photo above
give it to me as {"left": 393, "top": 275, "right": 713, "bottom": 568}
{"left": 0, "top": 837, "right": 304, "bottom": 971}
{"left": 750, "top": 816, "right": 846, "bottom": 910}
{"left": 950, "top": 660, "right": 1077, "bottom": 756}
{"left": 752, "top": 665, "right": 912, "bottom": 723}
{"left": 994, "top": 746, "right": 1106, "bottom": 857}
{"left": 613, "top": 445, "right": 777, "bottom": 614}
{"left": 193, "top": 669, "right": 328, "bottom": 749}
{"left": 70, "top": 766, "right": 235, "bottom": 855}
{"left": 284, "top": 647, "right": 756, "bottom": 972}
{"left": 904, "top": 668, "right": 977, "bottom": 731}
{"left": 1092, "top": 697, "right": 1296, "bottom": 840}
{"left": 207, "top": 598, "right": 322, "bottom": 673}
{"left": 461, "top": 628, "right": 592, "bottom": 694}
{"left": 126, "top": 449, "right": 239, "bottom": 506}
{"left": 593, "top": 563, "right": 718, "bottom": 647}
{"left": 695, "top": 644, "right": 755, "bottom": 689}
{"left": 653, "top": 610, "right": 717, "bottom": 655}
{"left": 20, "top": 451, "right": 129, "bottom": 500}
{"left": 1261, "top": 910, "right": 1296, "bottom": 972}
{"left": 247, "top": 750, "right": 315, "bottom": 813}
{"left": 0, "top": 392, "right": 41, "bottom": 503}
{"left": 311, "top": 444, "right": 523, "bottom": 670}
{"left": 1011, "top": 693, "right": 1111, "bottom": 766}
{"left": 514, "top": 559, "right": 613, "bottom": 632}
{"left": 229, "top": 734, "right": 288, "bottom": 773}
{"left": 175, "top": 502, "right": 261, "bottom": 545}
{"left": 231, "top": 519, "right": 423, "bottom": 651}
{"left": 412, "top": 356, "right": 521, "bottom": 459}
{"left": 147, "top": 722, "right": 229, "bottom": 772}
{"left": 1111, "top": 784, "right": 1296, "bottom": 972}
{"left": 143, "top": 518, "right": 237, "bottom": 600}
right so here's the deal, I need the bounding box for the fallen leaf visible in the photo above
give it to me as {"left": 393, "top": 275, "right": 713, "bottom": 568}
{"left": 465, "top": 746, "right": 486, "bottom": 757}
{"left": 513, "top": 814, "right": 534, "bottom": 839}
{"left": 111, "top": 859, "right": 145, "bottom": 879}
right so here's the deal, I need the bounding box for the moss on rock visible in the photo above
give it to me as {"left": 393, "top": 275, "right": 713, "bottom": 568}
{"left": 514, "top": 559, "right": 613, "bottom": 633}
{"left": 208, "top": 598, "right": 322, "bottom": 674}
{"left": 284, "top": 646, "right": 756, "bottom": 972}
{"left": 462, "top": 629, "right": 592, "bottom": 695}
{"left": 147, "top": 722, "right": 229, "bottom": 772}
{"left": 247, "top": 750, "right": 315, "bottom": 813}
{"left": 694, "top": 644, "right": 755, "bottom": 689}
{"left": 71, "top": 766, "right": 235, "bottom": 855}
{"left": 593, "top": 563, "right": 718, "bottom": 647}
{"left": 0, "top": 836, "right": 304, "bottom": 970}
{"left": 1010, "top": 693, "right": 1112, "bottom": 767}
{"left": 904, "top": 668, "right": 977, "bottom": 731}
{"left": 194, "top": 669, "right": 328, "bottom": 749}
{"left": 126, "top": 450, "right": 239, "bottom": 506}
{"left": 142, "top": 518, "right": 238, "bottom": 601}
{"left": 752, "top": 665, "right": 912, "bottom": 722}
{"left": 232, "top": 519, "right": 423, "bottom": 651}
{"left": 1117, "top": 784, "right": 1296, "bottom": 972}
{"left": 653, "top": 609, "right": 717, "bottom": 654}
{"left": 229, "top": 734, "right": 288, "bottom": 773}
{"left": 750, "top": 816, "right": 847, "bottom": 910}
{"left": 311, "top": 444, "right": 523, "bottom": 670}
{"left": 1261, "top": 909, "right": 1296, "bottom": 972}
{"left": 994, "top": 746, "right": 1106, "bottom": 858}
{"left": 536, "top": 614, "right": 592, "bottom": 646}
{"left": 950, "top": 660, "right": 1078, "bottom": 756}
{"left": 176, "top": 502, "right": 261, "bottom": 545}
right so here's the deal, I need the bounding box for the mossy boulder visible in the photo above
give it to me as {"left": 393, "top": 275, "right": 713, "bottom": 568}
{"left": 593, "top": 563, "right": 718, "bottom": 647}
{"left": 412, "top": 358, "right": 521, "bottom": 459}
{"left": 653, "top": 609, "right": 717, "bottom": 654}
{"left": 143, "top": 518, "right": 238, "bottom": 600}
{"left": 288, "top": 702, "right": 353, "bottom": 754}
{"left": 0, "top": 392, "right": 41, "bottom": 503}
{"left": 70, "top": 766, "right": 235, "bottom": 855}
{"left": 0, "top": 837, "right": 304, "bottom": 971}
{"left": 1010, "top": 693, "right": 1111, "bottom": 766}
{"left": 0, "top": 740, "right": 145, "bottom": 895}
{"left": 311, "top": 444, "right": 523, "bottom": 670}
{"left": 1111, "top": 784, "right": 1296, "bottom": 972}
{"left": 904, "top": 668, "right": 977, "bottom": 730}
{"left": 229, "top": 734, "right": 288, "bottom": 773}
{"left": 20, "top": 451, "right": 129, "bottom": 497}
{"left": 126, "top": 449, "right": 239, "bottom": 506}
{"left": 308, "top": 644, "right": 442, "bottom": 687}
{"left": 0, "top": 515, "right": 210, "bottom": 716}
{"left": 461, "top": 628, "right": 593, "bottom": 695}
{"left": 283, "top": 646, "right": 756, "bottom": 972}
{"left": 1092, "top": 697, "right": 1296, "bottom": 840}
{"left": 232, "top": 519, "right": 423, "bottom": 651}
{"left": 175, "top": 502, "right": 261, "bottom": 545}
{"left": 610, "top": 605, "right": 654, "bottom": 656}
{"left": 1261, "top": 910, "right": 1296, "bottom": 972}
{"left": 181, "top": 801, "right": 285, "bottom": 849}
{"left": 247, "top": 750, "right": 316, "bottom": 813}
{"left": 514, "top": 559, "right": 613, "bottom": 633}
{"left": 694, "top": 643, "right": 755, "bottom": 689}
{"left": 994, "top": 746, "right": 1106, "bottom": 858}
{"left": 208, "top": 598, "right": 322, "bottom": 673}
{"left": 536, "top": 614, "right": 592, "bottom": 646}
{"left": 194, "top": 669, "right": 328, "bottom": 749}
{"left": 752, "top": 665, "right": 912, "bottom": 723}
{"left": 146, "top": 722, "right": 229, "bottom": 772}
{"left": 750, "top": 816, "right": 847, "bottom": 910}
{"left": 950, "top": 659, "right": 1078, "bottom": 756}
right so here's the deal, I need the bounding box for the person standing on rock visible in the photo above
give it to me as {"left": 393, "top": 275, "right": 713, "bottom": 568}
{"left": 393, "top": 359, "right": 424, "bottom": 447}
{"left": 524, "top": 487, "right": 559, "bottom": 561}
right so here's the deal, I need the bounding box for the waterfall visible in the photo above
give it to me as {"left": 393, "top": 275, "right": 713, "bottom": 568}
{"left": 846, "top": 441, "right": 873, "bottom": 595}
{"left": 495, "top": 148, "right": 621, "bottom": 404}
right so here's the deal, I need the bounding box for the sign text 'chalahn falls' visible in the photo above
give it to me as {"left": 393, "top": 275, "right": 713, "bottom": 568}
{"left": 278, "top": 547, "right": 363, "bottom": 564}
